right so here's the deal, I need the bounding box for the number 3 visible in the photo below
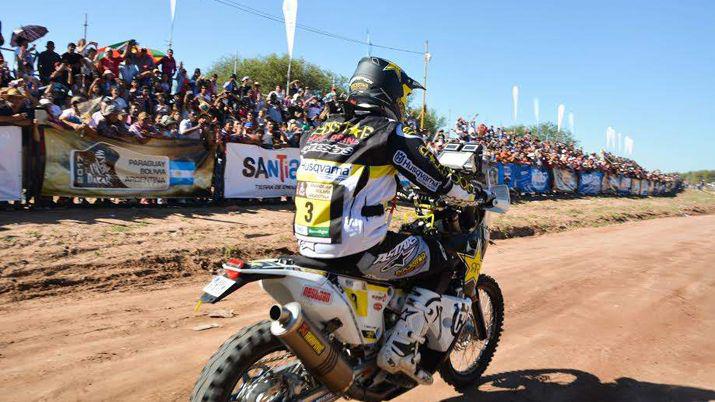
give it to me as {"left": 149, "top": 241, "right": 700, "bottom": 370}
{"left": 304, "top": 201, "right": 314, "bottom": 222}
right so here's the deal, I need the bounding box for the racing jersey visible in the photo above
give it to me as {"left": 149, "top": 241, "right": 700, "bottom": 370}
{"left": 295, "top": 114, "right": 472, "bottom": 258}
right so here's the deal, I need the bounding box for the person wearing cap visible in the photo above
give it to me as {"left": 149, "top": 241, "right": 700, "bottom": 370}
{"left": 37, "top": 41, "right": 61, "bottom": 85}
{"left": 39, "top": 97, "right": 62, "bottom": 122}
{"left": 239, "top": 76, "right": 251, "bottom": 98}
{"left": 223, "top": 74, "right": 239, "bottom": 94}
{"left": 59, "top": 96, "right": 86, "bottom": 130}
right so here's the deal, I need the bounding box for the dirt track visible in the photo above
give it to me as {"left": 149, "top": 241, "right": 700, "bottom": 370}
{"left": 1, "top": 215, "right": 714, "bottom": 401}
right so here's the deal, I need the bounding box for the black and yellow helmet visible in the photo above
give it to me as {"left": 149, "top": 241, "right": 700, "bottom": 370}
{"left": 347, "top": 57, "right": 424, "bottom": 121}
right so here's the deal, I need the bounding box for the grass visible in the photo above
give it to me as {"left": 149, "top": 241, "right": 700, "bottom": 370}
{"left": 490, "top": 190, "right": 715, "bottom": 238}
{"left": 392, "top": 190, "right": 715, "bottom": 240}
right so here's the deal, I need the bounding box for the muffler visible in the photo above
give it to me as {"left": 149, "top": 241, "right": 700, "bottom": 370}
{"left": 269, "top": 302, "right": 355, "bottom": 393}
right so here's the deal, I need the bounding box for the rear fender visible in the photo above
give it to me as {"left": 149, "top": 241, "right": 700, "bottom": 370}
{"left": 199, "top": 265, "right": 287, "bottom": 304}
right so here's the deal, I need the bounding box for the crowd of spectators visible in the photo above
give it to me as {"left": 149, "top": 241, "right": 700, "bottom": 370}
{"left": 1, "top": 37, "right": 344, "bottom": 150}
{"left": 0, "top": 34, "right": 677, "bottom": 186}
{"left": 425, "top": 117, "right": 677, "bottom": 183}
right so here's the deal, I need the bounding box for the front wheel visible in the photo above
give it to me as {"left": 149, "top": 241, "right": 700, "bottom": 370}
{"left": 439, "top": 274, "right": 504, "bottom": 390}
{"left": 191, "top": 320, "right": 312, "bottom": 402}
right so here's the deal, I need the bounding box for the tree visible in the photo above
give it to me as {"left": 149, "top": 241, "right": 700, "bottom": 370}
{"left": 407, "top": 106, "right": 445, "bottom": 135}
{"left": 504, "top": 122, "right": 577, "bottom": 145}
{"left": 678, "top": 170, "right": 715, "bottom": 183}
{"left": 208, "top": 53, "right": 347, "bottom": 94}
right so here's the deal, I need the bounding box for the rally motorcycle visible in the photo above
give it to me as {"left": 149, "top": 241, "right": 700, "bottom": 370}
{"left": 191, "top": 143, "right": 509, "bottom": 402}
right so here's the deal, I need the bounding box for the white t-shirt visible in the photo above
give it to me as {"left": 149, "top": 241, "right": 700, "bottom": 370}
{"left": 87, "top": 111, "right": 105, "bottom": 129}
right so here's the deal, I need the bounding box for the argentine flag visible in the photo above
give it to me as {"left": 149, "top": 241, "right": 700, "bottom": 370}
{"left": 169, "top": 160, "right": 195, "bottom": 186}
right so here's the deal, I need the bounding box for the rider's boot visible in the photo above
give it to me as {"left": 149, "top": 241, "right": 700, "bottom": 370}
{"left": 377, "top": 287, "right": 441, "bottom": 385}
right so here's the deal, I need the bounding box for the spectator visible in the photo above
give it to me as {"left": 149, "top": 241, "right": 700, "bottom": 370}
{"left": 37, "top": 41, "right": 61, "bottom": 85}
{"left": 60, "top": 42, "right": 83, "bottom": 89}
{"left": 158, "top": 48, "right": 176, "bottom": 77}
{"left": 58, "top": 96, "right": 85, "bottom": 129}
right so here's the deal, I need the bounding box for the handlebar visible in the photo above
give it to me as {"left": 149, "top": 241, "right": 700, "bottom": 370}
{"left": 405, "top": 186, "right": 496, "bottom": 209}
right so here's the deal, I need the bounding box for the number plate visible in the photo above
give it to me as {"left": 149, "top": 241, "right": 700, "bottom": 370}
{"left": 202, "top": 276, "right": 236, "bottom": 297}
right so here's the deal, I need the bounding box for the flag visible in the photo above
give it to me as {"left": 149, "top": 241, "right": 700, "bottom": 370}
{"left": 512, "top": 85, "right": 519, "bottom": 121}
{"left": 606, "top": 127, "right": 616, "bottom": 149}
{"left": 557, "top": 104, "right": 565, "bottom": 132}
{"left": 170, "top": 160, "right": 195, "bottom": 186}
{"left": 170, "top": 0, "right": 177, "bottom": 22}
{"left": 282, "top": 0, "right": 298, "bottom": 60}
{"left": 533, "top": 98, "right": 540, "bottom": 125}
{"left": 624, "top": 136, "right": 634, "bottom": 156}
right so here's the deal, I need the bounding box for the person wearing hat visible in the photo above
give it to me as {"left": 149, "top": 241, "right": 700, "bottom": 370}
{"left": 239, "top": 76, "right": 252, "bottom": 98}
{"left": 39, "top": 97, "right": 62, "bottom": 121}
{"left": 223, "top": 73, "right": 239, "bottom": 94}
{"left": 59, "top": 96, "right": 86, "bottom": 130}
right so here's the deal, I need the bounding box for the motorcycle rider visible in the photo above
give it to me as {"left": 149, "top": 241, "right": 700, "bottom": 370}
{"left": 293, "top": 57, "right": 478, "bottom": 384}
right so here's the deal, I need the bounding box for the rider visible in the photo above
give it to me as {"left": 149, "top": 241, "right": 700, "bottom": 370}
{"left": 293, "top": 57, "right": 478, "bottom": 384}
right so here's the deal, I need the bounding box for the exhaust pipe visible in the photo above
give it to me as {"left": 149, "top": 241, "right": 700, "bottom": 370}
{"left": 269, "top": 302, "right": 355, "bottom": 393}
{"left": 270, "top": 303, "right": 396, "bottom": 401}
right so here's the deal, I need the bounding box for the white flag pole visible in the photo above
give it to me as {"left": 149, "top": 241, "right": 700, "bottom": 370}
{"left": 169, "top": 0, "right": 177, "bottom": 49}
{"left": 512, "top": 85, "right": 519, "bottom": 121}
{"left": 533, "top": 98, "right": 540, "bottom": 136}
{"left": 282, "top": 0, "right": 298, "bottom": 96}
{"left": 557, "top": 104, "right": 565, "bottom": 133}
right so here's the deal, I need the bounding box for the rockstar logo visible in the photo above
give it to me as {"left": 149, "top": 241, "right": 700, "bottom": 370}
{"left": 383, "top": 61, "right": 403, "bottom": 81}
{"left": 457, "top": 248, "right": 482, "bottom": 287}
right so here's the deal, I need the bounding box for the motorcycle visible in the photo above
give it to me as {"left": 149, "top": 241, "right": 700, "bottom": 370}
{"left": 191, "top": 144, "right": 509, "bottom": 402}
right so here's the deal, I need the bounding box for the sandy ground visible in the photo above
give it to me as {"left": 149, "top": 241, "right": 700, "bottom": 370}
{"left": 3, "top": 190, "right": 714, "bottom": 302}
{"left": 1, "top": 215, "right": 714, "bottom": 401}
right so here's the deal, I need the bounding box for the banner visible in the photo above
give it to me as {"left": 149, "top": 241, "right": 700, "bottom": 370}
{"left": 0, "top": 126, "right": 23, "bottom": 201}
{"left": 497, "top": 163, "right": 519, "bottom": 189}
{"left": 631, "top": 179, "right": 641, "bottom": 195}
{"left": 530, "top": 166, "right": 550, "bottom": 193}
{"left": 224, "top": 143, "right": 299, "bottom": 198}
{"left": 42, "top": 127, "right": 214, "bottom": 197}
{"left": 514, "top": 165, "right": 550, "bottom": 193}
{"left": 640, "top": 179, "right": 650, "bottom": 196}
{"left": 603, "top": 174, "right": 619, "bottom": 194}
{"left": 578, "top": 171, "right": 603, "bottom": 195}
{"left": 618, "top": 176, "right": 631, "bottom": 195}
{"left": 553, "top": 168, "right": 577, "bottom": 192}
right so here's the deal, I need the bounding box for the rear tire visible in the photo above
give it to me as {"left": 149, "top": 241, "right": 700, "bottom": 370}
{"left": 190, "top": 320, "right": 287, "bottom": 402}
{"left": 439, "top": 274, "right": 504, "bottom": 390}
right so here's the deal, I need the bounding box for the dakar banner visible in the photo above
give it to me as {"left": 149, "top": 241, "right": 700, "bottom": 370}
{"left": 640, "top": 179, "right": 650, "bottom": 196}
{"left": 41, "top": 127, "right": 214, "bottom": 197}
{"left": 496, "top": 163, "right": 520, "bottom": 189}
{"left": 578, "top": 171, "right": 603, "bottom": 195}
{"left": 618, "top": 176, "right": 632, "bottom": 195}
{"left": 553, "top": 168, "right": 578, "bottom": 192}
{"left": 0, "top": 126, "right": 23, "bottom": 201}
{"left": 602, "top": 174, "right": 620, "bottom": 194}
{"left": 516, "top": 165, "right": 550, "bottom": 193}
{"left": 631, "top": 179, "right": 641, "bottom": 195}
{"left": 224, "top": 143, "right": 300, "bottom": 198}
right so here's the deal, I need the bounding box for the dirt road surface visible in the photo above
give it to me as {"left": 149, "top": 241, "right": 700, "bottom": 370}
{"left": 1, "top": 215, "right": 714, "bottom": 401}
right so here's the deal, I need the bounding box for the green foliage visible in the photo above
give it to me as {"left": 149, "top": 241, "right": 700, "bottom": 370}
{"left": 407, "top": 106, "right": 446, "bottom": 135}
{"left": 208, "top": 53, "right": 348, "bottom": 94}
{"left": 504, "top": 122, "right": 577, "bottom": 145}
{"left": 679, "top": 170, "right": 715, "bottom": 183}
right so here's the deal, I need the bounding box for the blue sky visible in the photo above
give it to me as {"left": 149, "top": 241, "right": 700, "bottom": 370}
{"left": 2, "top": 0, "right": 713, "bottom": 172}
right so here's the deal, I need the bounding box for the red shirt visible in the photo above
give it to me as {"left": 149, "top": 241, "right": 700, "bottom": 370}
{"left": 100, "top": 55, "right": 124, "bottom": 77}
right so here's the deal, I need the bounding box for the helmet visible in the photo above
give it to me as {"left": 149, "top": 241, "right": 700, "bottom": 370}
{"left": 347, "top": 57, "right": 424, "bottom": 121}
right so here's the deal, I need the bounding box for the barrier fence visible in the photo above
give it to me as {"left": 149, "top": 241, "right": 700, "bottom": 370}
{"left": 0, "top": 123, "right": 679, "bottom": 204}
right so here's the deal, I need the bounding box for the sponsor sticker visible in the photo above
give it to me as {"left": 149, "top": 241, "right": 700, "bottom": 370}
{"left": 298, "top": 160, "right": 352, "bottom": 182}
{"left": 395, "top": 251, "right": 427, "bottom": 277}
{"left": 392, "top": 150, "right": 441, "bottom": 192}
{"left": 298, "top": 322, "right": 326, "bottom": 355}
{"left": 373, "top": 302, "right": 383, "bottom": 311}
{"left": 302, "top": 286, "right": 332, "bottom": 304}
